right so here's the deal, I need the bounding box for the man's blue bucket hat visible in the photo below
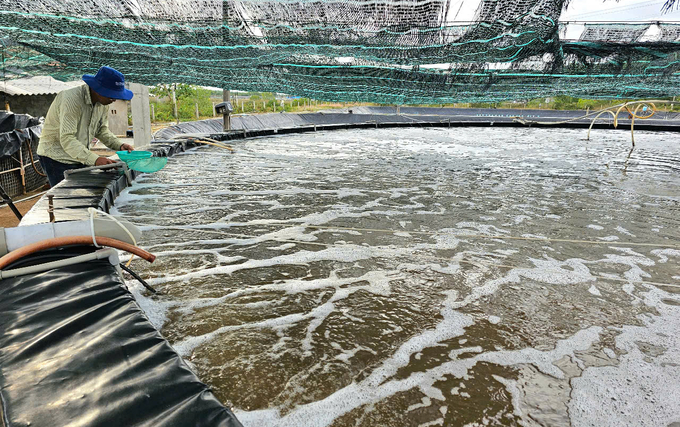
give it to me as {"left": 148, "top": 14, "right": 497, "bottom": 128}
{"left": 82, "top": 66, "right": 134, "bottom": 100}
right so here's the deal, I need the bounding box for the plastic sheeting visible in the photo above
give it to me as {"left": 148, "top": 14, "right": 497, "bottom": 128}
{"left": 19, "top": 167, "right": 128, "bottom": 225}
{"left": 0, "top": 247, "right": 242, "bottom": 427}
{"left": 0, "top": 111, "right": 42, "bottom": 159}
{"left": 153, "top": 108, "right": 680, "bottom": 141}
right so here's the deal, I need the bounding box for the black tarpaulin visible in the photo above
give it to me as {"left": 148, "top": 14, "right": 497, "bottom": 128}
{"left": 0, "top": 248, "right": 242, "bottom": 427}
{"left": 0, "top": 111, "right": 42, "bottom": 159}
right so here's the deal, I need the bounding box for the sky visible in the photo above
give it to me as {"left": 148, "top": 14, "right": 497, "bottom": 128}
{"left": 447, "top": 0, "right": 680, "bottom": 21}
{"left": 446, "top": 0, "right": 680, "bottom": 40}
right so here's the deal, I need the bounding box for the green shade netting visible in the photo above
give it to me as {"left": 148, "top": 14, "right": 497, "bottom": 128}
{"left": 2, "top": 0, "right": 680, "bottom": 103}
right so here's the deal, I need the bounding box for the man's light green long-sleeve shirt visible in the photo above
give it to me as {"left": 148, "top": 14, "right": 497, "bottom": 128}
{"left": 37, "top": 84, "right": 123, "bottom": 166}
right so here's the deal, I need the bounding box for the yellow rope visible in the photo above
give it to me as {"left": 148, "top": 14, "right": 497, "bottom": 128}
{"left": 142, "top": 225, "right": 680, "bottom": 289}
{"left": 128, "top": 216, "right": 680, "bottom": 250}
{"left": 191, "top": 138, "right": 235, "bottom": 152}
{"left": 224, "top": 222, "right": 680, "bottom": 249}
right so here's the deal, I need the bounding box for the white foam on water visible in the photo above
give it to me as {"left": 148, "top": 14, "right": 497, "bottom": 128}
{"left": 269, "top": 243, "right": 296, "bottom": 250}
{"left": 235, "top": 324, "right": 603, "bottom": 427}
{"left": 593, "top": 249, "right": 655, "bottom": 283}
{"left": 151, "top": 248, "right": 245, "bottom": 264}
{"left": 488, "top": 315, "right": 501, "bottom": 324}
{"left": 300, "top": 269, "right": 400, "bottom": 354}
{"left": 207, "top": 187, "right": 361, "bottom": 197}
{"left": 393, "top": 231, "right": 412, "bottom": 238}
{"left": 603, "top": 348, "right": 616, "bottom": 359}
{"left": 521, "top": 233, "right": 548, "bottom": 240}
{"left": 569, "top": 288, "right": 680, "bottom": 427}
{"left": 588, "top": 224, "right": 604, "bottom": 230}
{"left": 514, "top": 215, "right": 531, "bottom": 224}
{"left": 615, "top": 226, "right": 636, "bottom": 237}
{"left": 146, "top": 244, "right": 374, "bottom": 285}
{"left": 417, "top": 418, "right": 444, "bottom": 427}
{"left": 495, "top": 249, "right": 519, "bottom": 256}
{"left": 651, "top": 248, "right": 680, "bottom": 264}
{"left": 173, "top": 311, "right": 309, "bottom": 357}
{"left": 588, "top": 285, "right": 602, "bottom": 296}
{"left": 126, "top": 280, "right": 177, "bottom": 330}
{"left": 454, "top": 222, "right": 510, "bottom": 236}
{"left": 407, "top": 396, "right": 432, "bottom": 412}
{"left": 170, "top": 268, "right": 402, "bottom": 355}
{"left": 492, "top": 375, "right": 525, "bottom": 419}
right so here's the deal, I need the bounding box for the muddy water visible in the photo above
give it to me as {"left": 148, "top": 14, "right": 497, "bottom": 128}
{"left": 112, "top": 127, "right": 680, "bottom": 427}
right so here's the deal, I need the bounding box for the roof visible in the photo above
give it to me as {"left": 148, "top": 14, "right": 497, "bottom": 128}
{"left": 0, "top": 76, "right": 83, "bottom": 96}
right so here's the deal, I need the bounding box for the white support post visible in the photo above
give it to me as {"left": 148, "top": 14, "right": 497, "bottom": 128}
{"left": 171, "top": 84, "right": 179, "bottom": 124}
{"left": 129, "top": 82, "right": 152, "bottom": 149}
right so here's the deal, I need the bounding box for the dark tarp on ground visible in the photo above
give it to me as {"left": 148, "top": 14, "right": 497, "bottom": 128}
{"left": 0, "top": 111, "right": 41, "bottom": 159}
{"left": 0, "top": 247, "right": 243, "bottom": 427}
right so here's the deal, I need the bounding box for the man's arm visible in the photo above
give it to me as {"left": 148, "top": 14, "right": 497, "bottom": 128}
{"left": 95, "top": 112, "right": 125, "bottom": 151}
{"left": 59, "top": 98, "right": 100, "bottom": 166}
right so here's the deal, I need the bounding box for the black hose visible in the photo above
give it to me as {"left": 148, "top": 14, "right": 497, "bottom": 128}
{"left": 0, "top": 183, "right": 23, "bottom": 221}
{"left": 120, "top": 264, "right": 158, "bottom": 294}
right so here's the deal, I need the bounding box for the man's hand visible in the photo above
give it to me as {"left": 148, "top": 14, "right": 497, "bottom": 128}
{"left": 120, "top": 143, "right": 134, "bottom": 152}
{"left": 95, "top": 156, "right": 117, "bottom": 166}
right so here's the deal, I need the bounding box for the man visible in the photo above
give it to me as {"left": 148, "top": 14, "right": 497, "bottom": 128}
{"left": 37, "top": 66, "right": 135, "bottom": 187}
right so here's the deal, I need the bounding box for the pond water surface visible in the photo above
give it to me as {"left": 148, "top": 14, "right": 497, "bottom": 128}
{"left": 113, "top": 127, "right": 680, "bottom": 427}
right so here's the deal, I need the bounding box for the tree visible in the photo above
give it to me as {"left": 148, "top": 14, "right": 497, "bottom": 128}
{"left": 150, "top": 83, "right": 197, "bottom": 100}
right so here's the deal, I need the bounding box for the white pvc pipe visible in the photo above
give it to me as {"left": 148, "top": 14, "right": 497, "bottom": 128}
{"left": 1, "top": 218, "right": 142, "bottom": 256}
{"left": 0, "top": 248, "right": 119, "bottom": 280}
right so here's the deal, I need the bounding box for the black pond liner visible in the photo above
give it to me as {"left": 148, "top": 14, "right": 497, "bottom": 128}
{"left": 0, "top": 246, "right": 242, "bottom": 427}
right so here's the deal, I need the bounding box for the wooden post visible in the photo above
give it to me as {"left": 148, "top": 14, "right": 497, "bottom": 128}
{"left": 47, "top": 195, "right": 55, "bottom": 222}
{"left": 151, "top": 104, "right": 155, "bottom": 122}
{"left": 212, "top": 102, "right": 216, "bottom": 117}
{"left": 195, "top": 102, "right": 200, "bottom": 120}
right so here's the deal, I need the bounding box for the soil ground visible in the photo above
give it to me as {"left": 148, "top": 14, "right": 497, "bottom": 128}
{"left": 0, "top": 187, "right": 48, "bottom": 227}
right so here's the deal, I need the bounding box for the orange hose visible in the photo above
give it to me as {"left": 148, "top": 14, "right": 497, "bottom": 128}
{"left": 0, "top": 236, "right": 155, "bottom": 270}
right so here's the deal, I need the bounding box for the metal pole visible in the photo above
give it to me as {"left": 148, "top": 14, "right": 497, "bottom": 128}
{"left": 18, "top": 144, "right": 26, "bottom": 194}
{"left": 223, "top": 89, "right": 231, "bottom": 131}
{"left": 0, "top": 183, "right": 23, "bottom": 221}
